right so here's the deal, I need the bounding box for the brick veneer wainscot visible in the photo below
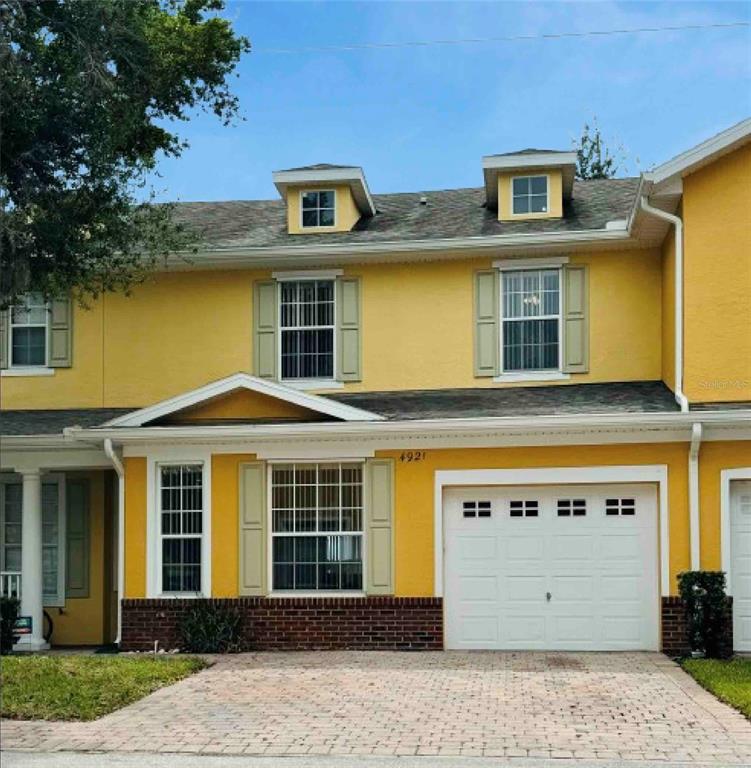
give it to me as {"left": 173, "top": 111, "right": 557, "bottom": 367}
{"left": 661, "top": 596, "right": 733, "bottom": 658}
{"left": 121, "top": 596, "right": 443, "bottom": 652}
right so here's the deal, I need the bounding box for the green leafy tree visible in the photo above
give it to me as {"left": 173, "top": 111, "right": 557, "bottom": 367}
{"left": 0, "top": 0, "right": 250, "bottom": 306}
{"left": 574, "top": 120, "right": 622, "bottom": 180}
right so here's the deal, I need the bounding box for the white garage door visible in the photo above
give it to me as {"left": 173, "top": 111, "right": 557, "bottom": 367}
{"left": 731, "top": 480, "right": 751, "bottom": 652}
{"left": 444, "top": 483, "right": 659, "bottom": 650}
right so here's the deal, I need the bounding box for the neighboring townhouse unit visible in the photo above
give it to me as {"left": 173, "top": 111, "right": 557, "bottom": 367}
{"left": 1, "top": 119, "right": 750, "bottom": 654}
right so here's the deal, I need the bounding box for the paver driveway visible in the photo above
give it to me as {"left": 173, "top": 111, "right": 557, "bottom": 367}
{"left": 3, "top": 652, "right": 751, "bottom": 763}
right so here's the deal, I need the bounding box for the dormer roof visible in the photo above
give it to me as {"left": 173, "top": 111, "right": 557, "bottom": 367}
{"left": 482, "top": 149, "right": 577, "bottom": 208}
{"left": 272, "top": 164, "right": 376, "bottom": 217}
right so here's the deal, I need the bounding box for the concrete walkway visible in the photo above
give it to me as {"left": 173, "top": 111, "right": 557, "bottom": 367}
{"left": 2, "top": 652, "right": 751, "bottom": 763}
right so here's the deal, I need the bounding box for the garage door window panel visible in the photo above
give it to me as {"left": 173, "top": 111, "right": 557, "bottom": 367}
{"left": 510, "top": 500, "right": 539, "bottom": 518}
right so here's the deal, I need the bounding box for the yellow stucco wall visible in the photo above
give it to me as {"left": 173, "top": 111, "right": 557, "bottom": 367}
{"left": 212, "top": 453, "right": 256, "bottom": 597}
{"left": 46, "top": 471, "right": 108, "bottom": 646}
{"left": 124, "top": 457, "right": 147, "bottom": 598}
{"left": 661, "top": 227, "right": 676, "bottom": 392}
{"left": 699, "top": 441, "right": 751, "bottom": 570}
{"left": 498, "top": 169, "right": 563, "bottom": 220}
{"left": 116, "top": 440, "right": 751, "bottom": 603}
{"left": 1, "top": 249, "right": 663, "bottom": 409}
{"left": 167, "top": 390, "right": 318, "bottom": 424}
{"left": 683, "top": 143, "right": 751, "bottom": 403}
{"left": 285, "top": 183, "right": 361, "bottom": 234}
{"left": 380, "top": 443, "right": 690, "bottom": 597}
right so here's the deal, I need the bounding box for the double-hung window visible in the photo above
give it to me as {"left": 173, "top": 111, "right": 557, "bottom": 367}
{"left": 301, "top": 190, "right": 336, "bottom": 228}
{"left": 280, "top": 280, "right": 335, "bottom": 380}
{"left": 502, "top": 268, "right": 561, "bottom": 372}
{"left": 10, "top": 294, "right": 47, "bottom": 367}
{"left": 512, "top": 175, "right": 548, "bottom": 215}
{"left": 159, "top": 465, "right": 203, "bottom": 594}
{"left": 271, "top": 462, "right": 363, "bottom": 592}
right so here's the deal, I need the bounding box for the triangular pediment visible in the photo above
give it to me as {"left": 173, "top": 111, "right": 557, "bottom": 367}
{"left": 102, "top": 373, "right": 382, "bottom": 428}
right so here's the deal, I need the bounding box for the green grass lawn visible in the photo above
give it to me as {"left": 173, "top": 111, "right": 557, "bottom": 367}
{"left": 681, "top": 658, "right": 751, "bottom": 718}
{"left": 0, "top": 654, "right": 207, "bottom": 721}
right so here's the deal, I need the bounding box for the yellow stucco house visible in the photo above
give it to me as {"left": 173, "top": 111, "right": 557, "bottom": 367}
{"left": 1, "top": 120, "right": 750, "bottom": 654}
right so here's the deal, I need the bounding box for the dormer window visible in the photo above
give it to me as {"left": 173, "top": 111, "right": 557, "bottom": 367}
{"left": 301, "top": 190, "right": 336, "bottom": 228}
{"left": 512, "top": 175, "right": 548, "bottom": 215}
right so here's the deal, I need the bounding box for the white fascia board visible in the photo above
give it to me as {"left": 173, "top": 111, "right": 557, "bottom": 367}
{"left": 101, "top": 372, "right": 383, "bottom": 427}
{"left": 174, "top": 228, "right": 634, "bottom": 270}
{"left": 481, "top": 152, "right": 577, "bottom": 171}
{"left": 644, "top": 118, "right": 751, "bottom": 186}
{"left": 68, "top": 408, "right": 751, "bottom": 445}
{"left": 272, "top": 167, "right": 375, "bottom": 216}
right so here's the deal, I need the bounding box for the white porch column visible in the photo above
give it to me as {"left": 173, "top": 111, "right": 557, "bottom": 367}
{"left": 19, "top": 470, "right": 49, "bottom": 651}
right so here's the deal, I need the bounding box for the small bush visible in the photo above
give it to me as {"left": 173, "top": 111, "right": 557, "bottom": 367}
{"left": 0, "top": 597, "right": 20, "bottom": 655}
{"left": 178, "top": 602, "right": 244, "bottom": 653}
{"left": 678, "top": 571, "right": 730, "bottom": 658}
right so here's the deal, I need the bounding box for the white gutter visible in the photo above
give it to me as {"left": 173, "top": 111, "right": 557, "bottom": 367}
{"left": 688, "top": 423, "right": 703, "bottom": 570}
{"left": 167, "top": 227, "right": 633, "bottom": 268}
{"left": 64, "top": 409, "right": 751, "bottom": 444}
{"left": 639, "top": 196, "right": 689, "bottom": 413}
{"left": 104, "top": 438, "right": 125, "bottom": 647}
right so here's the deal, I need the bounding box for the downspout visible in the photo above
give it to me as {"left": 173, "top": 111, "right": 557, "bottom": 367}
{"left": 639, "top": 196, "right": 689, "bottom": 413}
{"left": 104, "top": 438, "right": 125, "bottom": 646}
{"left": 688, "top": 423, "right": 703, "bottom": 571}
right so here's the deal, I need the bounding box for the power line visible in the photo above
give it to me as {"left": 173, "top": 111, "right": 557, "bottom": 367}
{"left": 252, "top": 20, "right": 750, "bottom": 55}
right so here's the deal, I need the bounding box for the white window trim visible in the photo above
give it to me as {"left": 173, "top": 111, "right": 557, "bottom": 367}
{"left": 299, "top": 189, "right": 337, "bottom": 229}
{"left": 509, "top": 173, "right": 550, "bottom": 218}
{"left": 433, "top": 465, "right": 670, "bottom": 598}
{"left": 273, "top": 269, "right": 343, "bottom": 281}
{"left": 7, "top": 296, "right": 49, "bottom": 370}
{"left": 0, "top": 473, "right": 66, "bottom": 607}
{"left": 146, "top": 448, "right": 212, "bottom": 598}
{"left": 1, "top": 367, "right": 55, "bottom": 378}
{"left": 499, "top": 266, "right": 563, "bottom": 377}
{"left": 266, "top": 460, "right": 366, "bottom": 596}
{"left": 277, "top": 277, "right": 337, "bottom": 385}
{"left": 720, "top": 467, "right": 751, "bottom": 596}
{"left": 494, "top": 371, "right": 570, "bottom": 383}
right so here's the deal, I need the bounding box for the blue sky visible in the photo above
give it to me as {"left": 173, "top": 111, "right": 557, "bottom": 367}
{"left": 149, "top": 1, "right": 751, "bottom": 202}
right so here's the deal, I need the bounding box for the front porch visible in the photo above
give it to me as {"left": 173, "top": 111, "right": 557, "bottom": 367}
{"left": 0, "top": 456, "right": 118, "bottom": 650}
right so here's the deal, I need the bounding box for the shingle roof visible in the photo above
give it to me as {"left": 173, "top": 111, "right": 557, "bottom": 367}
{"left": 277, "top": 163, "right": 358, "bottom": 172}
{"left": 329, "top": 381, "right": 679, "bottom": 420}
{"left": 0, "top": 382, "right": 680, "bottom": 435}
{"left": 486, "top": 148, "right": 569, "bottom": 158}
{"left": 1, "top": 408, "right": 132, "bottom": 436}
{"left": 172, "top": 178, "right": 639, "bottom": 250}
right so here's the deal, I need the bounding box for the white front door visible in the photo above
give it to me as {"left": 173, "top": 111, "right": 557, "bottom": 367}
{"left": 731, "top": 480, "right": 751, "bottom": 652}
{"left": 444, "top": 483, "right": 659, "bottom": 651}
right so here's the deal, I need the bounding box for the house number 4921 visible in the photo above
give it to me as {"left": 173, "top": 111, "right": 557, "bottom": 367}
{"left": 399, "top": 451, "right": 426, "bottom": 463}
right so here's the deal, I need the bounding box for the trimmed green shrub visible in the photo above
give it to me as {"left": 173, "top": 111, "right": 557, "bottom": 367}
{"left": 678, "top": 571, "right": 730, "bottom": 658}
{"left": 178, "top": 602, "right": 244, "bottom": 653}
{"left": 0, "top": 597, "right": 20, "bottom": 655}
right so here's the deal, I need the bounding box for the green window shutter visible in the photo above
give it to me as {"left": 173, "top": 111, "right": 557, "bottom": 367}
{"left": 562, "top": 265, "right": 589, "bottom": 373}
{"left": 474, "top": 270, "right": 499, "bottom": 377}
{"left": 239, "top": 461, "right": 267, "bottom": 596}
{"left": 365, "top": 458, "right": 394, "bottom": 595}
{"left": 48, "top": 296, "right": 73, "bottom": 368}
{"left": 66, "top": 478, "right": 90, "bottom": 599}
{"left": 0, "top": 308, "right": 8, "bottom": 369}
{"left": 336, "top": 276, "right": 362, "bottom": 382}
{"left": 253, "top": 281, "right": 278, "bottom": 379}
